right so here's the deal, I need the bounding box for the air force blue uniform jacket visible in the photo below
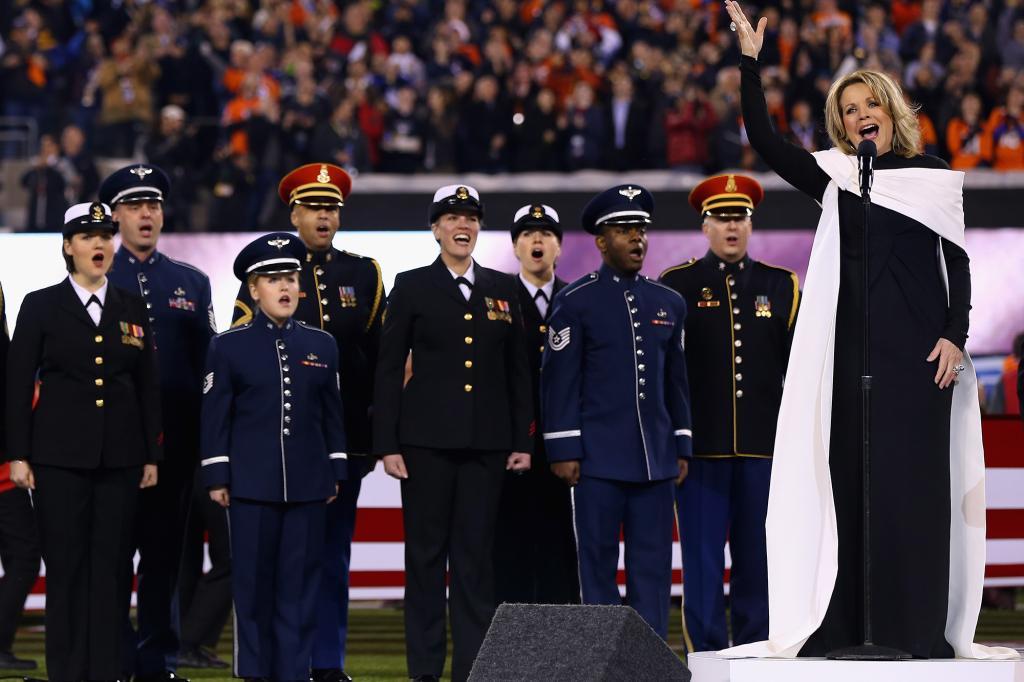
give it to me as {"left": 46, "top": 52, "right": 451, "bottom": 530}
{"left": 108, "top": 247, "right": 215, "bottom": 462}
{"left": 541, "top": 264, "right": 693, "bottom": 482}
{"left": 200, "top": 314, "right": 348, "bottom": 502}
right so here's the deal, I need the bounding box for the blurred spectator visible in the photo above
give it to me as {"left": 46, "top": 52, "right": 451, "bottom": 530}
{"left": 95, "top": 33, "right": 160, "bottom": 157}
{"left": 423, "top": 85, "right": 458, "bottom": 172}
{"left": 311, "top": 97, "right": 371, "bottom": 175}
{"left": 379, "top": 86, "right": 426, "bottom": 173}
{"left": 20, "top": 135, "right": 68, "bottom": 232}
{"left": 664, "top": 82, "right": 717, "bottom": 172}
{"left": 456, "top": 74, "right": 510, "bottom": 172}
{"left": 1000, "top": 333, "right": 1024, "bottom": 416}
{"left": 945, "top": 92, "right": 986, "bottom": 170}
{"left": 787, "top": 99, "right": 827, "bottom": 153}
{"left": 208, "top": 151, "right": 255, "bottom": 231}
{"left": 280, "top": 74, "right": 328, "bottom": 168}
{"left": 563, "top": 80, "right": 605, "bottom": 170}
{"left": 606, "top": 74, "right": 650, "bottom": 170}
{"left": 144, "top": 105, "right": 198, "bottom": 231}
{"left": 1, "top": 17, "right": 50, "bottom": 157}
{"left": 900, "top": 0, "right": 949, "bottom": 64}
{"left": 918, "top": 110, "right": 940, "bottom": 157}
{"left": 57, "top": 124, "right": 99, "bottom": 203}
{"left": 982, "top": 84, "right": 1024, "bottom": 171}
{"left": 999, "top": 10, "right": 1024, "bottom": 73}
{"left": 513, "top": 87, "right": 562, "bottom": 171}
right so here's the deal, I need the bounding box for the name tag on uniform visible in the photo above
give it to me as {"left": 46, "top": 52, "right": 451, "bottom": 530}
{"left": 339, "top": 286, "right": 358, "bottom": 308}
{"left": 485, "top": 297, "right": 512, "bottom": 323}
{"left": 120, "top": 321, "right": 145, "bottom": 349}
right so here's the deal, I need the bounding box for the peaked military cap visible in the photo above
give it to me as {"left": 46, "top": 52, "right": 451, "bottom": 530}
{"left": 428, "top": 184, "right": 483, "bottom": 225}
{"left": 581, "top": 184, "right": 654, "bottom": 235}
{"left": 511, "top": 203, "right": 562, "bottom": 241}
{"left": 63, "top": 201, "right": 117, "bottom": 237}
{"left": 278, "top": 163, "right": 352, "bottom": 207}
{"left": 99, "top": 164, "right": 171, "bottom": 206}
{"left": 233, "top": 232, "right": 306, "bottom": 281}
{"left": 688, "top": 174, "right": 764, "bottom": 218}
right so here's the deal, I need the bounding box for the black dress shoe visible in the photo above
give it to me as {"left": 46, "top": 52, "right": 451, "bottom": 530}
{"left": 135, "top": 672, "right": 190, "bottom": 682}
{"left": 196, "top": 646, "right": 229, "bottom": 669}
{"left": 177, "top": 647, "right": 211, "bottom": 669}
{"left": 311, "top": 669, "right": 354, "bottom": 682}
{"left": 0, "top": 650, "right": 36, "bottom": 670}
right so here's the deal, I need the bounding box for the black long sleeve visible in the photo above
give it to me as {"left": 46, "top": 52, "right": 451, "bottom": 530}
{"left": 939, "top": 239, "right": 971, "bottom": 350}
{"left": 740, "top": 55, "right": 829, "bottom": 201}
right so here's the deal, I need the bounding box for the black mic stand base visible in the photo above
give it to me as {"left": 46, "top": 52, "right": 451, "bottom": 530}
{"left": 826, "top": 643, "right": 913, "bottom": 661}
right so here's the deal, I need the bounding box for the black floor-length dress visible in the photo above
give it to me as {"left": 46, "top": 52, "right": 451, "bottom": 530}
{"left": 740, "top": 56, "right": 971, "bottom": 658}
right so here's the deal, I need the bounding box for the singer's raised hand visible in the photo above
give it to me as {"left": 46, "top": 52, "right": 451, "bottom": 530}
{"left": 724, "top": 0, "right": 767, "bottom": 59}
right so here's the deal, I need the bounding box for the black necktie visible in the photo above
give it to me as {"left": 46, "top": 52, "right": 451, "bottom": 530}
{"left": 534, "top": 289, "right": 548, "bottom": 303}
{"left": 455, "top": 276, "right": 473, "bottom": 289}
{"left": 87, "top": 294, "right": 103, "bottom": 309}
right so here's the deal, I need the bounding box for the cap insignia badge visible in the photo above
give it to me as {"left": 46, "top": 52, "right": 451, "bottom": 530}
{"left": 456, "top": 186, "right": 469, "bottom": 200}
{"left": 619, "top": 186, "right": 641, "bottom": 201}
{"left": 267, "top": 238, "right": 291, "bottom": 249}
{"left": 130, "top": 166, "right": 153, "bottom": 179}
{"left": 725, "top": 175, "right": 738, "bottom": 193}
{"left": 316, "top": 165, "right": 331, "bottom": 183}
{"left": 532, "top": 205, "right": 544, "bottom": 219}
{"left": 91, "top": 203, "right": 105, "bottom": 220}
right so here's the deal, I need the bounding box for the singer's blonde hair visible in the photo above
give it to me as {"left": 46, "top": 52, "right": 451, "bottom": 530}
{"left": 824, "top": 69, "right": 921, "bottom": 159}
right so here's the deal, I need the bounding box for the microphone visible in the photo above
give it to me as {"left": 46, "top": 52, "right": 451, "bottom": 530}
{"left": 857, "top": 139, "right": 876, "bottom": 199}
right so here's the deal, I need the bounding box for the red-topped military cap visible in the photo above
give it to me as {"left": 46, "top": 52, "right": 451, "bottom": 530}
{"left": 688, "top": 174, "right": 764, "bottom": 217}
{"left": 278, "top": 163, "right": 352, "bottom": 207}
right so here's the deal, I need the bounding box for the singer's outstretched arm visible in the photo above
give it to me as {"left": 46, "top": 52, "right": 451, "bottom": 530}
{"left": 740, "top": 55, "right": 829, "bottom": 201}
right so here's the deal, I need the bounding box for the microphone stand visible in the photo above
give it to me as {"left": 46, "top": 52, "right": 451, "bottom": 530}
{"left": 827, "top": 146, "right": 911, "bottom": 661}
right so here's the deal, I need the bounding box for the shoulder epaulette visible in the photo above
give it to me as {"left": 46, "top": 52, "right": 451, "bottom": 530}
{"left": 562, "top": 271, "right": 600, "bottom": 297}
{"left": 658, "top": 258, "right": 698, "bottom": 280}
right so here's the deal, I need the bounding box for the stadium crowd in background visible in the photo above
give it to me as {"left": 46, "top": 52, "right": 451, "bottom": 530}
{"left": 2, "top": 0, "right": 1024, "bottom": 231}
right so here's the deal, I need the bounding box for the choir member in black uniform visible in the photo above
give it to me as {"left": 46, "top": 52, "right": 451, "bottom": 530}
{"left": 494, "top": 203, "right": 579, "bottom": 605}
{"left": 6, "top": 202, "right": 162, "bottom": 681}
{"left": 660, "top": 175, "right": 799, "bottom": 653}
{"left": 232, "top": 163, "right": 385, "bottom": 682}
{"left": 373, "top": 184, "right": 533, "bottom": 682}
{"left": 726, "top": 0, "right": 973, "bottom": 658}
{"left": 0, "top": 280, "right": 41, "bottom": 671}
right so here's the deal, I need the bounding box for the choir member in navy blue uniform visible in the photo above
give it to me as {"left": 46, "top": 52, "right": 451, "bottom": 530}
{"left": 101, "top": 163, "right": 214, "bottom": 682}
{"left": 6, "top": 202, "right": 162, "bottom": 681}
{"left": 231, "top": 164, "right": 385, "bottom": 682}
{"left": 541, "top": 185, "right": 693, "bottom": 640}
{"left": 0, "top": 280, "right": 41, "bottom": 671}
{"left": 494, "top": 203, "right": 579, "bottom": 606}
{"left": 373, "top": 185, "right": 533, "bottom": 682}
{"left": 659, "top": 174, "right": 799, "bottom": 653}
{"left": 201, "top": 233, "right": 348, "bottom": 681}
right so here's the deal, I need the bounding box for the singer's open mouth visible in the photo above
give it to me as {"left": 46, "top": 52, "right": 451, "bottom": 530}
{"left": 859, "top": 124, "right": 880, "bottom": 139}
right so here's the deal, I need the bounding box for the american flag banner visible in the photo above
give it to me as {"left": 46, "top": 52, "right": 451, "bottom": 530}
{"left": 15, "top": 416, "right": 1024, "bottom": 607}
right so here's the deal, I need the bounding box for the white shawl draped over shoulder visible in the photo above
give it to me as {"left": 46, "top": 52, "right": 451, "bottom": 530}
{"left": 721, "top": 148, "right": 1018, "bottom": 660}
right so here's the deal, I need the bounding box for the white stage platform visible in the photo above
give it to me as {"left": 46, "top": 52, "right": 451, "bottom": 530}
{"left": 688, "top": 651, "right": 1024, "bottom": 682}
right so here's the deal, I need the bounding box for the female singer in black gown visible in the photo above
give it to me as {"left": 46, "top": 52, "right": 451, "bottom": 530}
{"left": 725, "top": 0, "right": 971, "bottom": 658}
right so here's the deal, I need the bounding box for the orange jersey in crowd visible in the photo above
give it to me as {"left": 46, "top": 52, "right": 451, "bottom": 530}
{"left": 982, "top": 108, "right": 1024, "bottom": 170}
{"left": 945, "top": 117, "right": 985, "bottom": 170}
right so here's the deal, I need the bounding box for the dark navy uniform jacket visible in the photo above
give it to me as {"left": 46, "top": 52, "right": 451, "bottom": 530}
{"left": 233, "top": 247, "right": 383, "bottom": 458}
{"left": 541, "top": 264, "right": 693, "bottom": 483}
{"left": 6, "top": 280, "right": 162, "bottom": 468}
{"left": 200, "top": 313, "right": 348, "bottom": 503}
{"left": 660, "top": 251, "right": 798, "bottom": 458}
{"left": 108, "top": 247, "right": 215, "bottom": 462}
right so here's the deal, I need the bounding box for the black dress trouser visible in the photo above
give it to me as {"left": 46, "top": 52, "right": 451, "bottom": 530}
{"left": 33, "top": 464, "right": 141, "bottom": 682}
{"left": 0, "top": 487, "right": 41, "bottom": 652}
{"left": 400, "top": 447, "right": 506, "bottom": 682}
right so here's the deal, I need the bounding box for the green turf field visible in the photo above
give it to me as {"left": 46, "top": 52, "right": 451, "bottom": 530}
{"left": 6, "top": 605, "right": 1024, "bottom": 680}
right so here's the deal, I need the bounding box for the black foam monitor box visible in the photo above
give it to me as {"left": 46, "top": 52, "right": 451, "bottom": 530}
{"left": 468, "top": 603, "right": 692, "bottom": 681}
